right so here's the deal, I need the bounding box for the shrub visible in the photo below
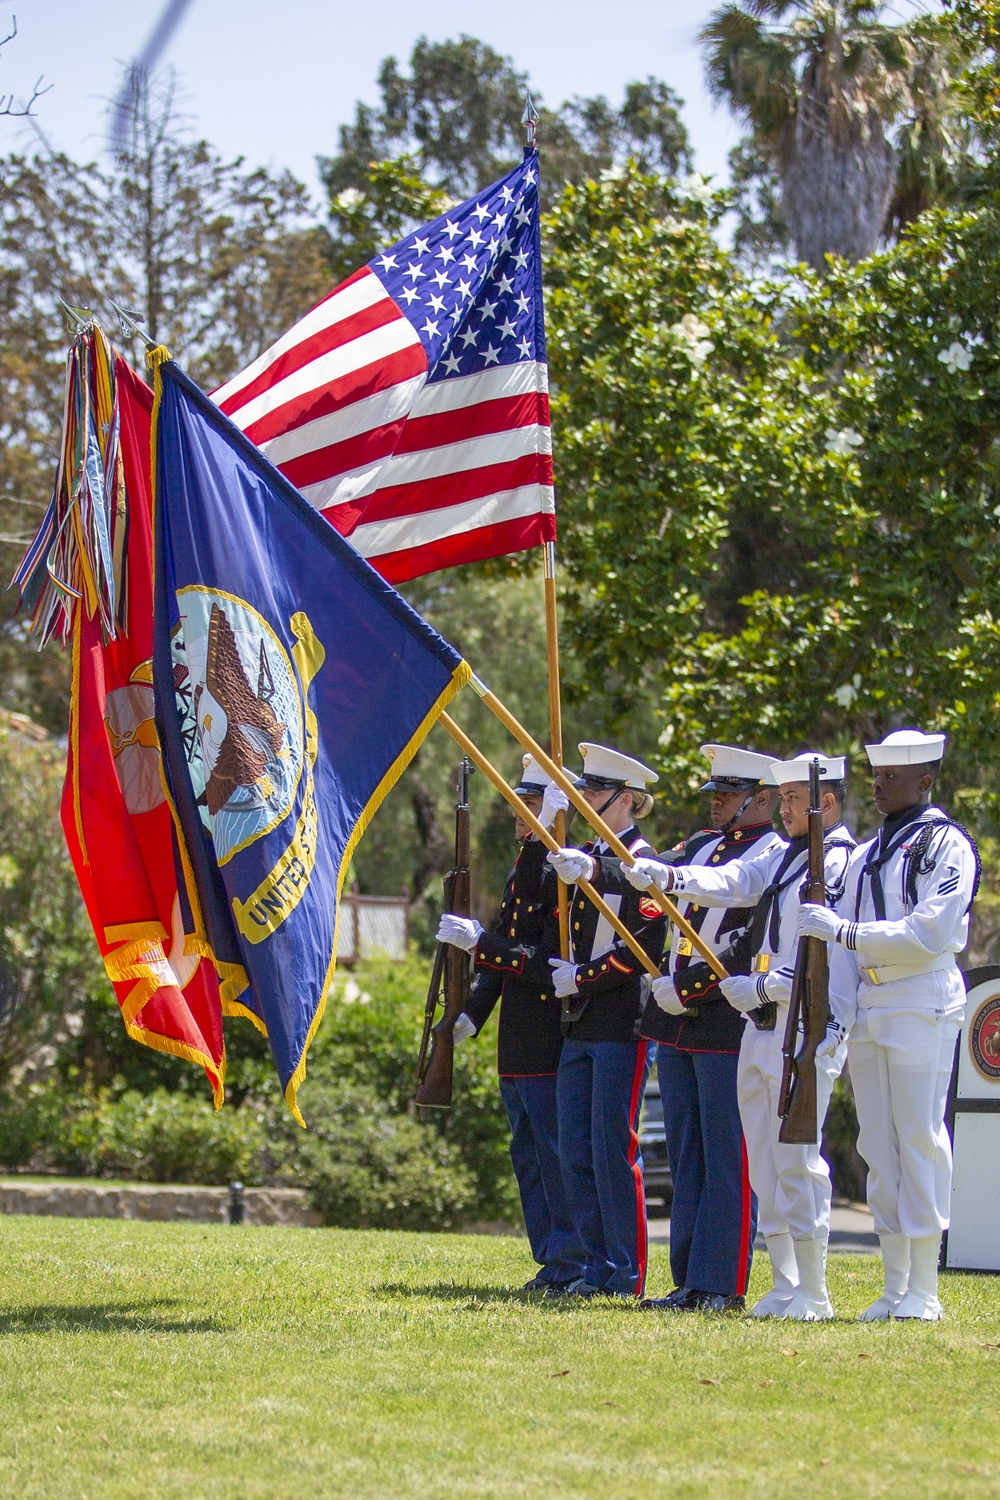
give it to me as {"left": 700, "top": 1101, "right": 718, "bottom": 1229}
{"left": 301, "top": 956, "right": 519, "bottom": 1224}
{"left": 0, "top": 953, "right": 520, "bottom": 1226}
{"left": 272, "top": 1082, "right": 476, "bottom": 1230}
{"left": 85, "top": 1090, "right": 268, "bottom": 1184}
{"left": 0, "top": 1088, "right": 267, "bottom": 1184}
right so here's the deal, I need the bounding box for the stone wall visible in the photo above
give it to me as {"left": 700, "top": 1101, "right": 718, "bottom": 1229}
{"left": 0, "top": 1180, "right": 322, "bottom": 1226}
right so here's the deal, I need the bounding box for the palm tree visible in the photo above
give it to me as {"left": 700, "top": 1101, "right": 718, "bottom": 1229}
{"left": 701, "top": 1, "right": 925, "bottom": 269}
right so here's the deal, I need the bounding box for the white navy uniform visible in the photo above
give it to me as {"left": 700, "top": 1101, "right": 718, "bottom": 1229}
{"left": 668, "top": 824, "right": 855, "bottom": 1240}
{"left": 830, "top": 807, "right": 977, "bottom": 1238}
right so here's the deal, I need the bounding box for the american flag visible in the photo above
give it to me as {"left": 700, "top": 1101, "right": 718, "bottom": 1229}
{"left": 213, "top": 152, "right": 555, "bottom": 583}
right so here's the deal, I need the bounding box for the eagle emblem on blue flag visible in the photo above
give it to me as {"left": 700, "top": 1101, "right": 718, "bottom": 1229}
{"left": 172, "top": 592, "right": 306, "bottom": 859}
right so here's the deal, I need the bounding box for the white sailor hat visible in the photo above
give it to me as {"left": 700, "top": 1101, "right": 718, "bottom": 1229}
{"left": 865, "top": 729, "right": 946, "bottom": 768}
{"left": 512, "top": 753, "right": 562, "bottom": 797}
{"left": 577, "top": 742, "right": 658, "bottom": 791}
{"left": 765, "top": 751, "right": 847, "bottom": 786}
{"left": 699, "top": 744, "right": 774, "bottom": 793}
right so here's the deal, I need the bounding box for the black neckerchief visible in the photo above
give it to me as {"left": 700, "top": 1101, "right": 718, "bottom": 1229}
{"left": 856, "top": 804, "right": 929, "bottom": 921}
{"left": 749, "top": 835, "right": 807, "bottom": 955}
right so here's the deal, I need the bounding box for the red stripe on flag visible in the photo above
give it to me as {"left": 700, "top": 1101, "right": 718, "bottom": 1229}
{"left": 361, "top": 511, "right": 556, "bottom": 583}
{"left": 357, "top": 452, "right": 553, "bottom": 526}
{"left": 275, "top": 419, "right": 406, "bottom": 493}
{"left": 395, "top": 391, "right": 551, "bottom": 455}
{"left": 241, "top": 345, "right": 427, "bottom": 448}
{"left": 282, "top": 400, "right": 550, "bottom": 503}
{"left": 218, "top": 297, "right": 405, "bottom": 420}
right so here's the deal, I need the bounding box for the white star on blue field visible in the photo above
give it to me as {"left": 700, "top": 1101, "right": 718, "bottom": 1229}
{"left": 368, "top": 155, "right": 546, "bottom": 386}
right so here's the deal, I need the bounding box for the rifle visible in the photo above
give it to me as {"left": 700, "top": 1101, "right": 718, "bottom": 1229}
{"left": 778, "top": 758, "right": 830, "bottom": 1145}
{"left": 413, "top": 757, "right": 472, "bottom": 1109}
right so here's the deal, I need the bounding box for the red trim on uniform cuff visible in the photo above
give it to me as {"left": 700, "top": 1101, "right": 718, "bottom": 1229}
{"left": 476, "top": 949, "right": 525, "bottom": 975}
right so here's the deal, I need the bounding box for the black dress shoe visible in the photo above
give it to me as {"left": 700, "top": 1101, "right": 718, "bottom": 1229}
{"left": 639, "top": 1287, "right": 701, "bottom": 1311}
{"left": 693, "top": 1292, "right": 746, "bottom": 1313}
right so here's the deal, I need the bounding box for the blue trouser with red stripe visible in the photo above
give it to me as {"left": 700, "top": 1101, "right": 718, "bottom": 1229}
{"left": 657, "top": 1044, "right": 756, "bottom": 1297}
{"left": 556, "top": 1039, "right": 653, "bottom": 1295}
{"left": 498, "top": 1075, "right": 586, "bottom": 1285}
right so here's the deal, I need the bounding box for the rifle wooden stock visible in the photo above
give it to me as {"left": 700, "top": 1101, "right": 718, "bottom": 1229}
{"left": 778, "top": 760, "right": 831, "bottom": 1145}
{"left": 413, "top": 760, "right": 472, "bottom": 1110}
{"left": 414, "top": 900, "right": 450, "bottom": 1095}
{"left": 777, "top": 935, "right": 806, "bottom": 1121}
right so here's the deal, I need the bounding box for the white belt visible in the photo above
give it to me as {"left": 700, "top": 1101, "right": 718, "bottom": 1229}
{"left": 858, "top": 952, "right": 956, "bottom": 988}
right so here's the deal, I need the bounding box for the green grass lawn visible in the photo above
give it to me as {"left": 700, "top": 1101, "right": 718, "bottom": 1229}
{"left": 1, "top": 1217, "right": 998, "bottom": 1499}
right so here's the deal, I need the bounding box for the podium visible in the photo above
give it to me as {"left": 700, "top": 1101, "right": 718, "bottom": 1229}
{"left": 945, "top": 965, "right": 1000, "bottom": 1272}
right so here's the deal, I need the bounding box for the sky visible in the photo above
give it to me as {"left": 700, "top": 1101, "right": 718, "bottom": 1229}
{"left": 3, "top": 0, "right": 745, "bottom": 203}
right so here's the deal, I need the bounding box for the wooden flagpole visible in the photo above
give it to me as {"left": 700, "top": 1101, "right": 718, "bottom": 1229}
{"left": 440, "top": 712, "right": 661, "bottom": 979}
{"left": 543, "top": 541, "right": 571, "bottom": 962}
{"left": 524, "top": 90, "right": 570, "bottom": 962}
{"left": 464, "top": 675, "right": 730, "bottom": 981}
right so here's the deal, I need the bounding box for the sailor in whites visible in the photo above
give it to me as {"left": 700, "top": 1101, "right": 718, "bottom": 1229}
{"left": 626, "top": 752, "right": 855, "bottom": 1320}
{"left": 798, "top": 729, "right": 980, "bottom": 1321}
{"left": 436, "top": 755, "right": 584, "bottom": 1293}
{"left": 541, "top": 744, "right": 667, "bottom": 1298}
{"left": 638, "top": 745, "right": 784, "bottom": 1314}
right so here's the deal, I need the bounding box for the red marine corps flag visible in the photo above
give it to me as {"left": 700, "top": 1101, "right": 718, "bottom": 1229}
{"left": 212, "top": 150, "right": 553, "bottom": 583}
{"left": 14, "top": 328, "right": 226, "bottom": 1100}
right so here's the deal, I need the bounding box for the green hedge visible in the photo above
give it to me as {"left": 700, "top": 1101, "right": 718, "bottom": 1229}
{"left": 0, "top": 953, "right": 518, "bottom": 1232}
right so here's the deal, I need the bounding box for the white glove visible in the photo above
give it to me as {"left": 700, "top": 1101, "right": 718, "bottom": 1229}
{"left": 546, "top": 847, "right": 595, "bottom": 884}
{"left": 816, "top": 1019, "right": 847, "bottom": 1061}
{"left": 719, "top": 974, "right": 763, "bottom": 1013}
{"left": 651, "top": 975, "right": 686, "bottom": 1016}
{"left": 539, "top": 783, "right": 570, "bottom": 831}
{"left": 548, "top": 957, "right": 580, "bottom": 997}
{"left": 624, "top": 856, "right": 675, "bottom": 893}
{"left": 452, "top": 1013, "right": 477, "bottom": 1044}
{"left": 796, "top": 903, "right": 843, "bottom": 943}
{"left": 436, "top": 914, "right": 484, "bottom": 952}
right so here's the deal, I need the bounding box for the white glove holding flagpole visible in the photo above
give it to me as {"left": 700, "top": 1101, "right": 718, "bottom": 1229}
{"left": 624, "top": 857, "right": 675, "bottom": 893}
{"left": 548, "top": 957, "right": 580, "bottom": 997}
{"left": 651, "top": 975, "right": 686, "bottom": 1016}
{"left": 546, "top": 847, "right": 595, "bottom": 884}
{"left": 796, "top": 904, "right": 843, "bottom": 943}
{"left": 436, "top": 914, "right": 484, "bottom": 952}
{"left": 539, "top": 783, "right": 570, "bottom": 831}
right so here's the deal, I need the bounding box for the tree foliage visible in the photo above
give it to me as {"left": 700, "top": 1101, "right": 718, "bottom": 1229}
{"left": 545, "top": 145, "right": 1000, "bottom": 833}
{"left": 319, "top": 33, "right": 690, "bottom": 214}
{"left": 706, "top": 2, "right": 970, "bottom": 269}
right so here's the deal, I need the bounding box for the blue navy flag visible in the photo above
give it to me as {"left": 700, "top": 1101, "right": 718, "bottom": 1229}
{"left": 151, "top": 354, "right": 469, "bottom": 1119}
{"left": 213, "top": 150, "right": 554, "bottom": 583}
